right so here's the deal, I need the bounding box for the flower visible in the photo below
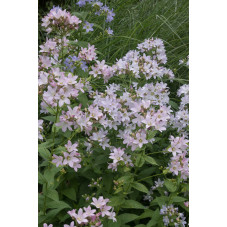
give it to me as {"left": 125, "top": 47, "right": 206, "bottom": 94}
{"left": 109, "top": 147, "right": 125, "bottom": 164}
{"left": 38, "top": 120, "right": 44, "bottom": 140}
{"left": 64, "top": 221, "right": 75, "bottom": 227}
{"left": 52, "top": 154, "right": 63, "bottom": 167}
{"left": 91, "top": 196, "right": 107, "bottom": 208}
{"left": 43, "top": 224, "right": 53, "bottom": 227}
{"left": 106, "top": 27, "right": 113, "bottom": 35}
{"left": 74, "top": 208, "right": 88, "bottom": 224}
{"left": 83, "top": 21, "right": 94, "bottom": 33}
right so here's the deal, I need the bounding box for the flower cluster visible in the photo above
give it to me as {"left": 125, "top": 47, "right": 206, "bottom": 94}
{"left": 89, "top": 60, "right": 114, "bottom": 82}
{"left": 171, "top": 84, "right": 189, "bottom": 136}
{"left": 143, "top": 178, "right": 165, "bottom": 202}
{"left": 39, "top": 37, "right": 69, "bottom": 71}
{"left": 52, "top": 140, "right": 81, "bottom": 172}
{"left": 67, "top": 196, "right": 116, "bottom": 226}
{"left": 64, "top": 55, "right": 88, "bottom": 73}
{"left": 137, "top": 38, "right": 167, "bottom": 64}
{"left": 113, "top": 39, "right": 174, "bottom": 80}
{"left": 168, "top": 136, "right": 189, "bottom": 180}
{"left": 38, "top": 120, "right": 44, "bottom": 140}
{"left": 39, "top": 68, "right": 85, "bottom": 110}
{"left": 78, "top": 44, "right": 97, "bottom": 61}
{"left": 56, "top": 81, "right": 172, "bottom": 153}
{"left": 108, "top": 147, "right": 133, "bottom": 171}
{"left": 77, "top": 0, "right": 115, "bottom": 23}
{"left": 179, "top": 55, "right": 189, "bottom": 67}
{"left": 41, "top": 6, "right": 82, "bottom": 34}
{"left": 160, "top": 204, "right": 187, "bottom": 226}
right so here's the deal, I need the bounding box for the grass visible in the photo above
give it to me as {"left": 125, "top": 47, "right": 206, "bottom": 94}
{"left": 38, "top": 0, "right": 189, "bottom": 89}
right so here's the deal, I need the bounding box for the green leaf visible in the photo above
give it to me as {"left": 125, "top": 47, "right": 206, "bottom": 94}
{"left": 45, "top": 106, "right": 56, "bottom": 115}
{"left": 118, "top": 213, "right": 139, "bottom": 224}
{"left": 38, "top": 147, "right": 51, "bottom": 160}
{"left": 147, "top": 130, "right": 158, "bottom": 140}
{"left": 132, "top": 182, "right": 149, "bottom": 194}
{"left": 135, "top": 154, "right": 145, "bottom": 167}
{"left": 62, "top": 188, "right": 77, "bottom": 201}
{"left": 164, "top": 179, "right": 177, "bottom": 192}
{"left": 94, "top": 154, "right": 109, "bottom": 165}
{"left": 122, "top": 200, "right": 145, "bottom": 209}
{"left": 38, "top": 171, "right": 47, "bottom": 184}
{"left": 150, "top": 196, "right": 169, "bottom": 207}
{"left": 38, "top": 208, "right": 62, "bottom": 224}
{"left": 47, "top": 200, "right": 71, "bottom": 209}
{"left": 78, "top": 92, "right": 89, "bottom": 108}
{"left": 46, "top": 189, "right": 59, "bottom": 201}
{"left": 117, "top": 175, "right": 133, "bottom": 184}
{"left": 39, "top": 140, "right": 54, "bottom": 149}
{"left": 53, "top": 146, "right": 67, "bottom": 155}
{"left": 146, "top": 209, "right": 161, "bottom": 227}
{"left": 44, "top": 167, "right": 60, "bottom": 188}
{"left": 172, "top": 196, "right": 186, "bottom": 203}
{"left": 169, "top": 100, "right": 178, "bottom": 110}
{"left": 72, "top": 11, "right": 88, "bottom": 20}
{"left": 144, "top": 156, "right": 158, "bottom": 166}
{"left": 76, "top": 40, "right": 89, "bottom": 48}
{"left": 138, "top": 209, "right": 154, "bottom": 220}
{"left": 109, "top": 196, "right": 125, "bottom": 207}
{"left": 42, "top": 115, "right": 56, "bottom": 122}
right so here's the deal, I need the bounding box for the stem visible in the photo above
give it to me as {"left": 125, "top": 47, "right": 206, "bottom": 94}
{"left": 51, "top": 103, "right": 59, "bottom": 157}
{"left": 43, "top": 182, "right": 48, "bottom": 214}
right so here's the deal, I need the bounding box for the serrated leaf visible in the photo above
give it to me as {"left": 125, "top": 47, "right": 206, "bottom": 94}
{"left": 122, "top": 200, "right": 145, "bottom": 209}
{"left": 164, "top": 179, "right": 177, "bottom": 192}
{"left": 144, "top": 156, "right": 158, "bottom": 166}
{"left": 118, "top": 213, "right": 139, "bottom": 224}
{"left": 132, "top": 182, "right": 149, "bottom": 194}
